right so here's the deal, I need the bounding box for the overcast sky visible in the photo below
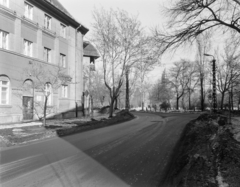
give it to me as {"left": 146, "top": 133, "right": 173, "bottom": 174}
{"left": 59, "top": 0, "right": 196, "bottom": 81}
{"left": 60, "top": 0, "right": 166, "bottom": 34}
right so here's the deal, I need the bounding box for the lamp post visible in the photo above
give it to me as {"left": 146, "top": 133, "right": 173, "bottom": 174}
{"left": 204, "top": 53, "right": 217, "bottom": 113}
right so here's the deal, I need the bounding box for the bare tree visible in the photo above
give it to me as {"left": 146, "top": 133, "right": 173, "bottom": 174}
{"left": 114, "top": 16, "right": 158, "bottom": 110}
{"left": 154, "top": 0, "right": 240, "bottom": 52}
{"left": 91, "top": 8, "right": 158, "bottom": 116}
{"left": 195, "top": 32, "right": 212, "bottom": 111}
{"left": 216, "top": 34, "right": 240, "bottom": 109}
{"left": 149, "top": 69, "right": 172, "bottom": 108}
{"left": 91, "top": 70, "right": 109, "bottom": 107}
{"left": 91, "top": 8, "right": 138, "bottom": 117}
{"left": 185, "top": 63, "right": 199, "bottom": 110}
{"left": 135, "top": 44, "right": 159, "bottom": 110}
{"left": 169, "top": 60, "right": 192, "bottom": 110}
{"left": 23, "top": 62, "right": 71, "bottom": 126}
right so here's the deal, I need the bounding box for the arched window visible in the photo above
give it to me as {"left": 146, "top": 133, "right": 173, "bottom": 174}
{"left": 0, "top": 75, "right": 10, "bottom": 105}
{"left": 23, "top": 79, "right": 34, "bottom": 96}
{"left": 45, "top": 83, "right": 52, "bottom": 106}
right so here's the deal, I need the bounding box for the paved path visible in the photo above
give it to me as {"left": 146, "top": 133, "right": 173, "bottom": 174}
{"left": 0, "top": 112, "right": 199, "bottom": 187}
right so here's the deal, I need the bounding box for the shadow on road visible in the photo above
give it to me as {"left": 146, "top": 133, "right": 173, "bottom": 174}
{"left": 51, "top": 112, "right": 199, "bottom": 187}
{"left": 1, "top": 112, "right": 200, "bottom": 187}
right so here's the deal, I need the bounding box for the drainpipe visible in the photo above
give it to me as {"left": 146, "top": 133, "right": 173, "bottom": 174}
{"left": 75, "top": 24, "right": 81, "bottom": 117}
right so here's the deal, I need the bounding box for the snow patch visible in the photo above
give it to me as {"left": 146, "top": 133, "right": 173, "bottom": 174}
{"left": 216, "top": 170, "right": 229, "bottom": 187}
{"left": 231, "top": 117, "right": 240, "bottom": 142}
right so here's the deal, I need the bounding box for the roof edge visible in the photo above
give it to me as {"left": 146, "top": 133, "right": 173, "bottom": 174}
{"left": 29, "top": 0, "right": 89, "bottom": 35}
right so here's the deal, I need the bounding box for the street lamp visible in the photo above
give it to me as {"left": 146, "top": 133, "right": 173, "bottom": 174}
{"left": 204, "top": 53, "right": 217, "bottom": 113}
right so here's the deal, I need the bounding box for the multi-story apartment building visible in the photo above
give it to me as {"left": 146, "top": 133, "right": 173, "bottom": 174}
{"left": 0, "top": 0, "right": 89, "bottom": 123}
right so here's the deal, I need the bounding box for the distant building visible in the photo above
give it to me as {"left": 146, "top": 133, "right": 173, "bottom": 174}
{"left": 0, "top": 0, "right": 92, "bottom": 123}
{"left": 83, "top": 41, "right": 100, "bottom": 110}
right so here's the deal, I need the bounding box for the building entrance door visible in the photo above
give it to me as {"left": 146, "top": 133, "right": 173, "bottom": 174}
{"left": 22, "top": 96, "right": 33, "bottom": 120}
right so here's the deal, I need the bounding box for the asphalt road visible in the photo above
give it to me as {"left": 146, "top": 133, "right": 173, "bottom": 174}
{"left": 0, "top": 112, "right": 199, "bottom": 187}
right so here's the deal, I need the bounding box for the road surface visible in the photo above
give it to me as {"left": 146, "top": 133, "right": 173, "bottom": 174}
{"left": 0, "top": 112, "right": 199, "bottom": 187}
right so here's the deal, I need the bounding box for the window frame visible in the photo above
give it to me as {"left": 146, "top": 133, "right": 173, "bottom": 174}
{"left": 0, "top": 76, "right": 10, "bottom": 105}
{"left": 61, "top": 85, "right": 68, "bottom": 98}
{"left": 60, "top": 23, "right": 66, "bottom": 38}
{"left": 23, "top": 39, "right": 33, "bottom": 57}
{"left": 24, "top": 2, "right": 33, "bottom": 20}
{"left": 44, "top": 47, "right": 51, "bottom": 63}
{"left": 44, "top": 14, "right": 51, "bottom": 30}
{"left": 60, "top": 53, "right": 66, "bottom": 68}
{"left": 0, "top": 30, "right": 9, "bottom": 50}
{"left": 0, "top": 0, "right": 9, "bottom": 7}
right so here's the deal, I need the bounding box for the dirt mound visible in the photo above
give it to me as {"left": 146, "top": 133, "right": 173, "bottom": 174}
{"left": 99, "top": 106, "right": 110, "bottom": 114}
{"left": 116, "top": 109, "right": 135, "bottom": 118}
{"left": 162, "top": 114, "right": 240, "bottom": 187}
{"left": 56, "top": 110, "right": 135, "bottom": 137}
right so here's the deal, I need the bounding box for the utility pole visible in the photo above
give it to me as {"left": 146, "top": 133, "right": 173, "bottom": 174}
{"left": 204, "top": 53, "right": 217, "bottom": 113}
{"left": 125, "top": 66, "right": 130, "bottom": 110}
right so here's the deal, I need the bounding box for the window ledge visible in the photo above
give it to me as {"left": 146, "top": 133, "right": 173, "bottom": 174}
{"left": 0, "top": 48, "right": 61, "bottom": 68}
{"left": 59, "top": 35, "right": 66, "bottom": 40}
{"left": 22, "top": 16, "right": 38, "bottom": 30}
{"left": 0, "top": 4, "right": 16, "bottom": 19}
{"left": 0, "top": 105, "right": 12, "bottom": 108}
{"left": 42, "top": 27, "right": 56, "bottom": 37}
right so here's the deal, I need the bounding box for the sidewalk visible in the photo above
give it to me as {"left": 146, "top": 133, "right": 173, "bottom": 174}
{"left": 0, "top": 121, "right": 43, "bottom": 130}
{"left": 0, "top": 111, "right": 131, "bottom": 147}
{"left": 0, "top": 114, "right": 109, "bottom": 130}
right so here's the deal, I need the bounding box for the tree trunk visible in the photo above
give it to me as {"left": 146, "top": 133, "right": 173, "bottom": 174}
{"left": 231, "top": 86, "right": 234, "bottom": 110}
{"left": 125, "top": 68, "right": 130, "bottom": 110}
{"left": 188, "top": 90, "right": 191, "bottom": 110}
{"left": 91, "top": 95, "right": 94, "bottom": 116}
{"left": 43, "top": 96, "right": 48, "bottom": 126}
{"left": 114, "top": 96, "right": 118, "bottom": 109}
{"left": 220, "top": 92, "right": 225, "bottom": 110}
{"left": 231, "top": 92, "right": 234, "bottom": 111}
{"left": 176, "top": 95, "right": 179, "bottom": 110}
{"left": 141, "top": 90, "right": 144, "bottom": 111}
{"left": 109, "top": 97, "right": 115, "bottom": 118}
{"left": 238, "top": 96, "right": 240, "bottom": 110}
{"left": 88, "top": 95, "right": 91, "bottom": 117}
{"left": 75, "top": 102, "right": 78, "bottom": 118}
{"left": 200, "top": 75, "right": 204, "bottom": 111}
{"left": 82, "top": 92, "right": 85, "bottom": 117}
{"left": 182, "top": 96, "right": 185, "bottom": 110}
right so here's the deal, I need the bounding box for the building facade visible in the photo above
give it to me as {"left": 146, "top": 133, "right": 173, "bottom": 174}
{"left": 0, "top": 0, "right": 89, "bottom": 123}
{"left": 83, "top": 41, "right": 100, "bottom": 112}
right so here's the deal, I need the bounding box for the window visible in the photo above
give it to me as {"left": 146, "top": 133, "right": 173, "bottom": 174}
{"left": 0, "top": 30, "right": 9, "bottom": 49}
{"left": 0, "top": 0, "right": 9, "bottom": 7}
{"left": 44, "top": 14, "right": 51, "bottom": 30}
{"left": 60, "top": 24, "right": 66, "bottom": 38}
{"left": 61, "top": 85, "right": 68, "bottom": 98}
{"left": 44, "top": 47, "right": 51, "bottom": 62}
{"left": 24, "top": 3, "right": 33, "bottom": 20}
{"left": 23, "top": 39, "right": 32, "bottom": 57}
{"left": 0, "top": 76, "right": 10, "bottom": 105}
{"left": 36, "top": 95, "right": 42, "bottom": 102}
{"left": 60, "top": 54, "right": 66, "bottom": 68}
{"left": 45, "top": 83, "right": 52, "bottom": 106}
